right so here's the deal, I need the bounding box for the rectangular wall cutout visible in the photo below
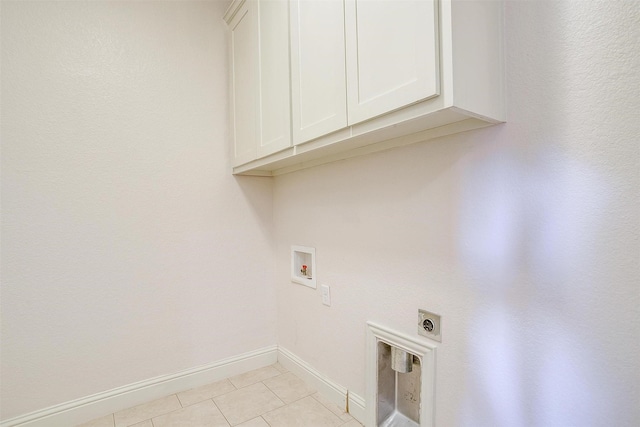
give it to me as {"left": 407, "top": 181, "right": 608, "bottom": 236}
{"left": 291, "top": 246, "right": 316, "bottom": 288}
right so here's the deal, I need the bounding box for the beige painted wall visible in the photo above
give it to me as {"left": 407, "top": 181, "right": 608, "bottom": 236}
{"left": 2, "top": 0, "right": 639, "bottom": 425}
{"left": 274, "top": 1, "right": 639, "bottom": 425}
{"left": 1, "top": 0, "right": 276, "bottom": 419}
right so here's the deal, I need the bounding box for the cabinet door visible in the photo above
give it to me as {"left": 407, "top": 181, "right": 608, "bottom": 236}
{"left": 345, "top": 0, "right": 439, "bottom": 125}
{"left": 229, "top": 1, "right": 259, "bottom": 166}
{"left": 290, "top": 0, "right": 348, "bottom": 145}
{"left": 257, "top": 0, "right": 291, "bottom": 158}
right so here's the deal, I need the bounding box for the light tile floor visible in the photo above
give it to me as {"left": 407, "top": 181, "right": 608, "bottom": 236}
{"left": 77, "top": 364, "right": 363, "bottom": 427}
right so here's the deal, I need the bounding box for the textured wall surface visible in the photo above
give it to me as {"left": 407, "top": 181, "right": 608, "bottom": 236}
{"left": 1, "top": 0, "right": 276, "bottom": 419}
{"left": 274, "top": 1, "right": 639, "bottom": 426}
{"left": 2, "top": 0, "right": 639, "bottom": 425}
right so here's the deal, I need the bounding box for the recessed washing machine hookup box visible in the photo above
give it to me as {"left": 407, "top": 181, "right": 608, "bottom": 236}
{"left": 291, "top": 245, "right": 316, "bottom": 289}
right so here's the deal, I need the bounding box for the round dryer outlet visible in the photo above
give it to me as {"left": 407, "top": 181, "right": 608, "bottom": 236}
{"left": 418, "top": 309, "right": 441, "bottom": 342}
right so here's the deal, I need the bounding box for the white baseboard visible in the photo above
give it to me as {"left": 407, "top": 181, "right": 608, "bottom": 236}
{"left": 2, "top": 346, "right": 367, "bottom": 427}
{"left": 1, "top": 346, "right": 278, "bottom": 427}
{"left": 347, "top": 391, "right": 366, "bottom": 425}
{"left": 277, "top": 347, "right": 366, "bottom": 425}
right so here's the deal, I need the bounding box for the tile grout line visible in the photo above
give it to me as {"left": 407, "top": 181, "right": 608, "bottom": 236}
{"left": 258, "top": 392, "right": 352, "bottom": 426}
{"left": 214, "top": 380, "right": 285, "bottom": 426}
{"left": 174, "top": 377, "right": 238, "bottom": 409}
{"left": 91, "top": 365, "right": 361, "bottom": 427}
{"left": 263, "top": 382, "right": 315, "bottom": 407}
{"left": 253, "top": 381, "right": 287, "bottom": 422}
{"left": 262, "top": 367, "right": 352, "bottom": 423}
{"left": 118, "top": 394, "right": 180, "bottom": 427}
{"left": 176, "top": 392, "right": 186, "bottom": 408}
{"left": 208, "top": 398, "right": 233, "bottom": 427}
{"left": 309, "top": 392, "right": 353, "bottom": 422}
{"left": 230, "top": 371, "right": 285, "bottom": 391}
{"left": 312, "top": 394, "right": 351, "bottom": 425}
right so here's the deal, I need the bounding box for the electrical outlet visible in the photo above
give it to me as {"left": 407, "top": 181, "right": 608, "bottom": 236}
{"left": 321, "top": 284, "right": 331, "bottom": 306}
{"left": 418, "top": 309, "right": 441, "bottom": 342}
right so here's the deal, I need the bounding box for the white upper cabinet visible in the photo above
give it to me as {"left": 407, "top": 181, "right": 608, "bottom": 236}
{"left": 257, "top": 0, "right": 291, "bottom": 158}
{"left": 345, "top": 0, "right": 439, "bottom": 125}
{"left": 226, "top": 0, "right": 505, "bottom": 176}
{"left": 226, "top": 0, "right": 291, "bottom": 167}
{"left": 227, "top": 1, "right": 258, "bottom": 167}
{"left": 289, "top": 0, "right": 348, "bottom": 145}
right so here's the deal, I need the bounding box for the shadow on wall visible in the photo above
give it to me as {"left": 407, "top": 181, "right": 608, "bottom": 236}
{"left": 456, "top": 1, "right": 636, "bottom": 425}
{"left": 234, "top": 175, "right": 274, "bottom": 242}
{"left": 457, "top": 143, "right": 610, "bottom": 426}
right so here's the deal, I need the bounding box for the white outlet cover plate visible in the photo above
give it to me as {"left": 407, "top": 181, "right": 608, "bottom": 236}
{"left": 321, "top": 284, "right": 331, "bottom": 306}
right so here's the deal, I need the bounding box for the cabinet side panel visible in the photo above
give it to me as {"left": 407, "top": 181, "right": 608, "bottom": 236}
{"left": 230, "top": 5, "right": 259, "bottom": 166}
{"left": 258, "top": 0, "right": 292, "bottom": 157}
{"left": 290, "top": 0, "right": 348, "bottom": 144}
{"left": 451, "top": 0, "right": 505, "bottom": 121}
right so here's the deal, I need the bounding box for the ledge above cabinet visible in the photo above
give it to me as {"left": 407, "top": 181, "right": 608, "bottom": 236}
{"left": 225, "top": 0, "right": 505, "bottom": 177}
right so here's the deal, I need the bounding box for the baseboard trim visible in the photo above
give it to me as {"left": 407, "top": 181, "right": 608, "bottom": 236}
{"left": 2, "top": 346, "right": 367, "bottom": 427}
{"left": 277, "top": 347, "right": 365, "bottom": 425}
{"left": 348, "top": 390, "right": 366, "bottom": 425}
{"left": 1, "top": 345, "right": 278, "bottom": 427}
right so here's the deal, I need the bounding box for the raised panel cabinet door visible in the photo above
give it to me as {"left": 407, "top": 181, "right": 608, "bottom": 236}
{"left": 345, "top": 0, "right": 439, "bottom": 125}
{"left": 229, "top": 1, "right": 259, "bottom": 166}
{"left": 257, "top": 0, "right": 292, "bottom": 158}
{"left": 290, "top": 0, "right": 348, "bottom": 145}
